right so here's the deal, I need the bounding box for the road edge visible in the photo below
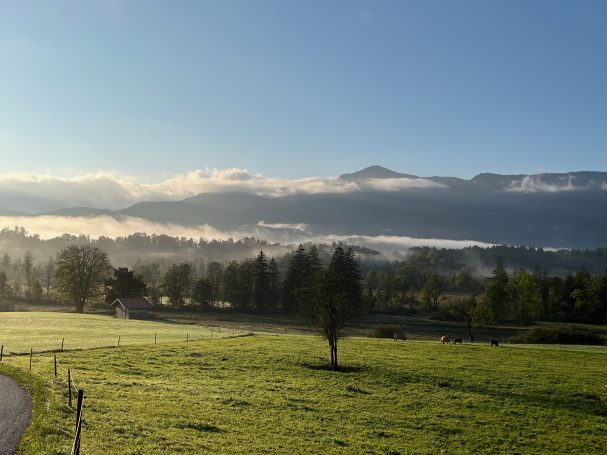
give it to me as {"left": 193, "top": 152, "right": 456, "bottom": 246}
{"left": 0, "top": 364, "right": 69, "bottom": 454}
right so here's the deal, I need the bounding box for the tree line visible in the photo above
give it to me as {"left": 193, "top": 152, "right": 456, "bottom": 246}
{"left": 363, "top": 259, "right": 607, "bottom": 324}
{"left": 2, "top": 243, "right": 606, "bottom": 325}
{"left": 5, "top": 226, "right": 607, "bottom": 277}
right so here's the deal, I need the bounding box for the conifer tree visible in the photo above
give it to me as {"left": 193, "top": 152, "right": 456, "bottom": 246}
{"left": 267, "top": 257, "right": 281, "bottom": 312}
{"left": 484, "top": 259, "right": 509, "bottom": 320}
{"left": 308, "top": 245, "right": 363, "bottom": 370}
{"left": 254, "top": 251, "right": 269, "bottom": 312}
{"left": 282, "top": 244, "right": 308, "bottom": 313}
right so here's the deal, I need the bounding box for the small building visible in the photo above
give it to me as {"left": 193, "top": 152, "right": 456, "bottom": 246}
{"left": 110, "top": 297, "right": 153, "bottom": 320}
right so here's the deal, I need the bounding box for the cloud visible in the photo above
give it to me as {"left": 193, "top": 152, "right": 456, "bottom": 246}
{"left": 0, "top": 168, "right": 447, "bottom": 213}
{"left": 320, "top": 234, "right": 494, "bottom": 251}
{"left": 505, "top": 175, "right": 580, "bottom": 193}
{"left": 0, "top": 215, "right": 492, "bottom": 255}
{"left": 0, "top": 215, "right": 246, "bottom": 241}
{"left": 363, "top": 177, "right": 445, "bottom": 191}
{"left": 257, "top": 221, "right": 309, "bottom": 232}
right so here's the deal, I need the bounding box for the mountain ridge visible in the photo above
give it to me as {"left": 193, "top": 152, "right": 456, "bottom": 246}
{"left": 1, "top": 166, "right": 606, "bottom": 249}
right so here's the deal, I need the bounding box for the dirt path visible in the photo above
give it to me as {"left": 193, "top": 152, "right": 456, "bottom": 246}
{"left": 0, "top": 375, "right": 32, "bottom": 455}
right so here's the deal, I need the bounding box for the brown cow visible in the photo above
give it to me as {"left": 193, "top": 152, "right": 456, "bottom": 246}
{"left": 453, "top": 337, "right": 463, "bottom": 344}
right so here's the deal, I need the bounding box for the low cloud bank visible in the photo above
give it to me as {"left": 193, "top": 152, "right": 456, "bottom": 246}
{"left": 0, "top": 169, "right": 446, "bottom": 213}
{"left": 0, "top": 215, "right": 492, "bottom": 255}
{"left": 504, "top": 175, "right": 604, "bottom": 193}
{"left": 0, "top": 215, "right": 246, "bottom": 241}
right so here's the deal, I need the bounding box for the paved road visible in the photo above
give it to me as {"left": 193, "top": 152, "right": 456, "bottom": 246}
{"left": 0, "top": 375, "right": 32, "bottom": 455}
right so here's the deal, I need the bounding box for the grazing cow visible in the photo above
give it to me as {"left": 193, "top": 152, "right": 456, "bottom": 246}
{"left": 491, "top": 339, "right": 500, "bottom": 347}
{"left": 453, "top": 337, "right": 463, "bottom": 344}
{"left": 393, "top": 332, "right": 406, "bottom": 341}
{"left": 440, "top": 335, "right": 450, "bottom": 344}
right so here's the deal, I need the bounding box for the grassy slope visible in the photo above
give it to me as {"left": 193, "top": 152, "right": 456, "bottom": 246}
{"left": 0, "top": 312, "right": 232, "bottom": 354}
{"left": 0, "top": 363, "right": 70, "bottom": 454}
{"left": 5, "top": 333, "right": 606, "bottom": 454}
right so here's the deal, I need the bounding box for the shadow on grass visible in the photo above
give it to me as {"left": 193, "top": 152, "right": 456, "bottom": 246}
{"left": 300, "top": 362, "right": 367, "bottom": 373}
{"left": 382, "top": 368, "right": 607, "bottom": 417}
{"left": 176, "top": 422, "right": 222, "bottom": 433}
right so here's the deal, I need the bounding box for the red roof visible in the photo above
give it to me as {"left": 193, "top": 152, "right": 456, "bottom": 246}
{"left": 111, "top": 297, "right": 153, "bottom": 310}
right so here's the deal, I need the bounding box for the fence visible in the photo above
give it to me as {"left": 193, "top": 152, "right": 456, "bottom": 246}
{"left": 53, "top": 354, "right": 86, "bottom": 454}
{"left": 0, "top": 325, "right": 250, "bottom": 452}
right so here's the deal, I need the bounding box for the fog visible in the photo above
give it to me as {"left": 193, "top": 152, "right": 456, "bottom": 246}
{"left": 0, "top": 214, "right": 492, "bottom": 258}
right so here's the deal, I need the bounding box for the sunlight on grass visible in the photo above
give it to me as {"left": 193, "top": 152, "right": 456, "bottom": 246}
{"left": 2, "top": 333, "right": 605, "bottom": 454}
{"left": 0, "top": 312, "right": 234, "bottom": 354}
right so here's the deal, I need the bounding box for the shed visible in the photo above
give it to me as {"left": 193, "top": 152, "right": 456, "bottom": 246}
{"left": 110, "top": 297, "right": 153, "bottom": 320}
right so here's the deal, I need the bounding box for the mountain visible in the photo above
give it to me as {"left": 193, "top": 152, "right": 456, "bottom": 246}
{"left": 339, "top": 165, "right": 419, "bottom": 181}
{"left": 105, "top": 167, "right": 607, "bottom": 248}
{"left": 471, "top": 171, "right": 607, "bottom": 190}
{"left": 2, "top": 166, "right": 607, "bottom": 249}
{"left": 0, "top": 208, "right": 28, "bottom": 216}
{"left": 46, "top": 207, "right": 116, "bottom": 217}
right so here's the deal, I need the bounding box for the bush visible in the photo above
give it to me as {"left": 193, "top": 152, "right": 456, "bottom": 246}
{"left": 0, "top": 299, "right": 14, "bottom": 311}
{"left": 370, "top": 324, "right": 404, "bottom": 339}
{"left": 509, "top": 326, "right": 605, "bottom": 346}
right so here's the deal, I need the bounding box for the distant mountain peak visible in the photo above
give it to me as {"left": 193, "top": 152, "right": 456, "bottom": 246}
{"left": 339, "top": 165, "right": 419, "bottom": 181}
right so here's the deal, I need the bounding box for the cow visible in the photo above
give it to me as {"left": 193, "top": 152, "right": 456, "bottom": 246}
{"left": 393, "top": 332, "right": 406, "bottom": 341}
{"left": 491, "top": 339, "right": 500, "bottom": 347}
{"left": 440, "top": 335, "right": 450, "bottom": 344}
{"left": 453, "top": 337, "right": 463, "bottom": 344}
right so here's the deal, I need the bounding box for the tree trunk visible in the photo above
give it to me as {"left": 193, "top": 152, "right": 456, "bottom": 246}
{"left": 332, "top": 337, "right": 338, "bottom": 370}
{"left": 466, "top": 317, "right": 474, "bottom": 342}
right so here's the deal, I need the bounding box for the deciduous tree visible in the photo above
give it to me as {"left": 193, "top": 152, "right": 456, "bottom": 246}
{"left": 55, "top": 245, "right": 112, "bottom": 313}
{"left": 163, "top": 263, "right": 192, "bottom": 306}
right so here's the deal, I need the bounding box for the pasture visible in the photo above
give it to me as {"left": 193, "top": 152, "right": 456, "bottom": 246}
{"left": 1, "top": 313, "right": 605, "bottom": 454}
{"left": 0, "top": 312, "right": 231, "bottom": 354}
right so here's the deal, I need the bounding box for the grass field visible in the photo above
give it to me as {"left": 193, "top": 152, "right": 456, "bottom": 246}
{"left": 1, "top": 312, "right": 605, "bottom": 454}
{"left": 0, "top": 312, "right": 234, "bottom": 354}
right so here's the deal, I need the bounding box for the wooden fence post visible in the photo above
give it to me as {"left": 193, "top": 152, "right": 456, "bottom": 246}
{"left": 54, "top": 354, "right": 58, "bottom": 379}
{"left": 186, "top": 332, "right": 189, "bottom": 342}
{"left": 155, "top": 333, "right": 157, "bottom": 344}
{"left": 71, "top": 389, "right": 84, "bottom": 455}
{"left": 0, "top": 344, "right": 3, "bottom": 362}
{"left": 118, "top": 335, "right": 120, "bottom": 347}
{"left": 76, "top": 389, "right": 84, "bottom": 425}
{"left": 29, "top": 348, "right": 33, "bottom": 371}
{"left": 68, "top": 369, "right": 73, "bottom": 408}
{"left": 61, "top": 338, "right": 65, "bottom": 351}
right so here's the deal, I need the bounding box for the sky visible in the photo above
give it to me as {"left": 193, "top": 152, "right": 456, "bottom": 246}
{"left": 1, "top": 0, "right": 606, "bottom": 180}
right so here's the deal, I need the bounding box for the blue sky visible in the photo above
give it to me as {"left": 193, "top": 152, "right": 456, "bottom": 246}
{"left": 0, "top": 0, "right": 606, "bottom": 179}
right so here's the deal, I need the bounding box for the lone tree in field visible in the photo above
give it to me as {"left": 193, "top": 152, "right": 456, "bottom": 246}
{"left": 307, "top": 246, "right": 363, "bottom": 370}
{"left": 55, "top": 245, "right": 112, "bottom": 313}
{"left": 450, "top": 295, "right": 492, "bottom": 342}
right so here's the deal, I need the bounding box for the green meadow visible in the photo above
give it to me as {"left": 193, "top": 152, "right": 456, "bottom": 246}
{"left": 0, "top": 312, "right": 231, "bottom": 354}
{"left": 1, "top": 313, "right": 606, "bottom": 454}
